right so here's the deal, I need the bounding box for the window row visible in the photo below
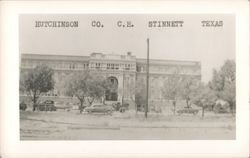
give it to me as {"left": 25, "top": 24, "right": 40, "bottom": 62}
{"left": 21, "top": 61, "right": 89, "bottom": 70}
{"left": 91, "top": 62, "right": 135, "bottom": 71}
{"left": 136, "top": 65, "right": 200, "bottom": 74}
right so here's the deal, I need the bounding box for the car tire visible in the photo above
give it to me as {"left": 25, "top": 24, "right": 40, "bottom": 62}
{"left": 107, "top": 110, "right": 112, "bottom": 115}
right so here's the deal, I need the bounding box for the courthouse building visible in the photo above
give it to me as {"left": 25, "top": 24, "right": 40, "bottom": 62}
{"left": 20, "top": 52, "right": 201, "bottom": 106}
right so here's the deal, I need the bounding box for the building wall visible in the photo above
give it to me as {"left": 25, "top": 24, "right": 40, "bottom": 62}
{"left": 20, "top": 53, "right": 201, "bottom": 108}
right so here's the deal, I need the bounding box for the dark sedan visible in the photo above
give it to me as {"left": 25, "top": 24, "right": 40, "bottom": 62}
{"left": 38, "top": 100, "right": 57, "bottom": 111}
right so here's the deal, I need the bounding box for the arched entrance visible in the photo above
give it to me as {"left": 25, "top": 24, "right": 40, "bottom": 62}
{"left": 105, "top": 76, "right": 118, "bottom": 101}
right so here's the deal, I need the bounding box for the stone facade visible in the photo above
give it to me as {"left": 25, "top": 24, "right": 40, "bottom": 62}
{"left": 20, "top": 52, "right": 201, "bottom": 106}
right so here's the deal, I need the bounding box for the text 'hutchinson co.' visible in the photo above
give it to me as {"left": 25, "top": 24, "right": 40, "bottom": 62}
{"left": 35, "top": 21, "right": 78, "bottom": 28}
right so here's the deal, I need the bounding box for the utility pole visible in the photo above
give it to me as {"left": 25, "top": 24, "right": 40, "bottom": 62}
{"left": 145, "top": 38, "right": 149, "bottom": 118}
{"left": 122, "top": 69, "right": 125, "bottom": 105}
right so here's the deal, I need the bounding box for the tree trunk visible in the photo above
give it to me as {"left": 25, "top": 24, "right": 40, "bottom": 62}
{"left": 173, "top": 105, "right": 176, "bottom": 115}
{"left": 79, "top": 99, "right": 84, "bottom": 114}
{"left": 135, "top": 103, "right": 138, "bottom": 115}
{"left": 76, "top": 96, "right": 85, "bottom": 114}
{"left": 202, "top": 106, "right": 205, "bottom": 118}
{"left": 229, "top": 101, "right": 235, "bottom": 116}
{"left": 32, "top": 91, "right": 37, "bottom": 111}
{"left": 102, "top": 96, "right": 106, "bottom": 104}
{"left": 173, "top": 100, "right": 176, "bottom": 115}
{"left": 87, "top": 97, "right": 95, "bottom": 105}
{"left": 186, "top": 98, "right": 190, "bottom": 108}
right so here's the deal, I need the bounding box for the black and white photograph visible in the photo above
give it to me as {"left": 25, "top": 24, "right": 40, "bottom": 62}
{"left": 1, "top": 1, "right": 249, "bottom": 157}
{"left": 19, "top": 14, "right": 236, "bottom": 140}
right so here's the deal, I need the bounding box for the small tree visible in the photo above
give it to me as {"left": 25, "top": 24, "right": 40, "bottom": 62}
{"left": 220, "top": 81, "right": 236, "bottom": 113}
{"left": 192, "top": 84, "right": 217, "bottom": 118}
{"left": 86, "top": 75, "right": 109, "bottom": 105}
{"left": 162, "top": 71, "right": 181, "bottom": 115}
{"left": 129, "top": 78, "right": 146, "bottom": 114}
{"left": 21, "top": 64, "right": 55, "bottom": 111}
{"left": 66, "top": 72, "right": 88, "bottom": 113}
{"left": 65, "top": 72, "right": 110, "bottom": 113}
{"left": 209, "top": 60, "right": 236, "bottom": 113}
{"left": 179, "top": 77, "right": 200, "bottom": 108}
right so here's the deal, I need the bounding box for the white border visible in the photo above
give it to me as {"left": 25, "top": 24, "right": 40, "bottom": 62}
{"left": 0, "top": 1, "right": 249, "bottom": 157}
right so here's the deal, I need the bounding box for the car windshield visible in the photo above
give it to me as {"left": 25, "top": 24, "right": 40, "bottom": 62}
{"left": 45, "top": 100, "right": 53, "bottom": 104}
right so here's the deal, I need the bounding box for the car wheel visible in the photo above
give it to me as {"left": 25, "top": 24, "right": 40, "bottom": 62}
{"left": 107, "top": 110, "right": 112, "bottom": 115}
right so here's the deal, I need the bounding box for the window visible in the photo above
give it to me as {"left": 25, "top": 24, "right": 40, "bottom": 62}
{"left": 115, "top": 64, "right": 119, "bottom": 70}
{"left": 125, "top": 64, "right": 130, "bottom": 70}
{"left": 137, "top": 66, "right": 143, "bottom": 72}
{"left": 96, "top": 63, "right": 100, "bottom": 69}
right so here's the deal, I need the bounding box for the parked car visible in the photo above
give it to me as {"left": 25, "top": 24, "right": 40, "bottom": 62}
{"left": 214, "top": 99, "right": 230, "bottom": 113}
{"left": 84, "top": 103, "right": 113, "bottom": 115}
{"left": 112, "top": 102, "right": 129, "bottom": 113}
{"left": 38, "top": 100, "right": 57, "bottom": 111}
{"left": 177, "top": 107, "right": 199, "bottom": 115}
{"left": 20, "top": 101, "right": 27, "bottom": 111}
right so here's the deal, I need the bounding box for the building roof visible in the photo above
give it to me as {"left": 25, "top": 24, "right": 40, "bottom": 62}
{"left": 21, "top": 53, "right": 200, "bottom": 66}
{"left": 136, "top": 58, "right": 200, "bottom": 66}
{"left": 21, "top": 53, "right": 89, "bottom": 62}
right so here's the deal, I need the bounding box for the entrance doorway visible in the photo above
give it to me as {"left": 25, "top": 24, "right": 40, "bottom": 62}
{"left": 105, "top": 76, "right": 118, "bottom": 101}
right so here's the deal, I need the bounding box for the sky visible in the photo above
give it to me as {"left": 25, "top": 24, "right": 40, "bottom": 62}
{"left": 19, "top": 14, "right": 235, "bottom": 82}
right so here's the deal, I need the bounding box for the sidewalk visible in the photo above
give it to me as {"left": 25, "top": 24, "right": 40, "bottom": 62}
{"left": 20, "top": 110, "right": 235, "bottom": 129}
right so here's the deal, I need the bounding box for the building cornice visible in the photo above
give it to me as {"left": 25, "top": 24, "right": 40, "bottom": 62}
{"left": 21, "top": 53, "right": 201, "bottom": 66}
